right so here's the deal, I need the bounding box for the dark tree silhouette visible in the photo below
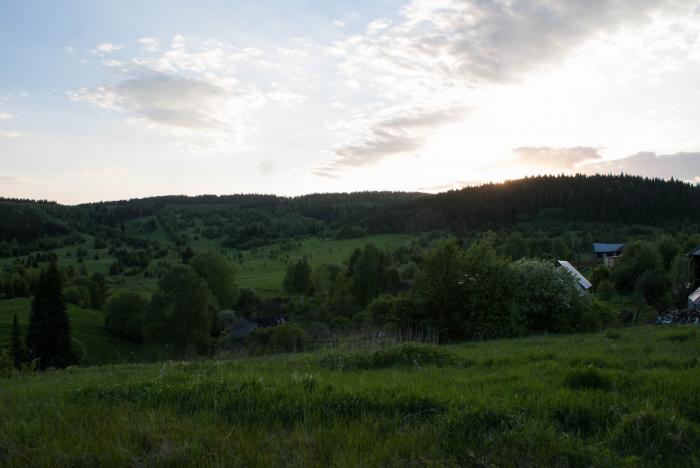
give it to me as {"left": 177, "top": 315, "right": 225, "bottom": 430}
{"left": 10, "top": 313, "right": 24, "bottom": 369}
{"left": 26, "top": 262, "right": 73, "bottom": 369}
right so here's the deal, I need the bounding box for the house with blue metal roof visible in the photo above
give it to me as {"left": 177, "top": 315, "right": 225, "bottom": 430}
{"left": 593, "top": 243, "right": 624, "bottom": 267}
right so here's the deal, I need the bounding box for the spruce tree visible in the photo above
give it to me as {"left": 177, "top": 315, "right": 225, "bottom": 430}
{"left": 26, "top": 262, "right": 73, "bottom": 369}
{"left": 10, "top": 313, "right": 24, "bottom": 369}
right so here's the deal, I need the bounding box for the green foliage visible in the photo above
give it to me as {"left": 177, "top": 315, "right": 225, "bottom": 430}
{"left": 147, "top": 266, "right": 212, "bottom": 353}
{"left": 4, "top": 327, "right": 700, "bottom": 465}
{"left": 10, "top": 313, "right": 24, "bottom": 369}
{"left": 283, "top": 257, "right": 312, "bottom": 295}
{"left": 216, "top": 309, "right": 236, "bottom": 332}
{"left": 596, "top": 279, "right": 615, "bottom": 300}
{"left": 319, "top": 343, "right": 459, "bottom": 370}
{"left": 335, "top": 225, "right": 366, "bottom": 239}
{"left": 26, "top": 262, "right": 74, "bottom": 369}
{"left": 511, "top": 259, "right": 587, "bottom": 333}
{"left": 611, "top": 241, "right": 663, "bottom": 291}
{"left": 104, "top": 292, "right": 149, "bottom": 343}
{"left": 245, "top": 323, "right": 308, "bottom": 354}
{"left": 0, "top": 348, "right": 13, "bottom": 378}
{"left": 563, "top": 367, "right": 612, "bottom": 391}
{"left": 634, "top": 269, "right": 669, "bottom": 306}
{"left": 190, "top": 251, "right": 239, "bottom": 309}
{"left": 611, "top": 410, "right": 700, "bottom": 462}
{"left": 347, "top": 243, "right": 396, "bottom": 306}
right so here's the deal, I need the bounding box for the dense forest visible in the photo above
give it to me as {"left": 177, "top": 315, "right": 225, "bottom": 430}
{"left": 1, "top": 174, "right": 699, "bottom": 258}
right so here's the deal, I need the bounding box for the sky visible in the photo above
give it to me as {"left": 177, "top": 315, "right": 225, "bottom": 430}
{"left": 2, "top": 0, "right": 700, "bottom": 204}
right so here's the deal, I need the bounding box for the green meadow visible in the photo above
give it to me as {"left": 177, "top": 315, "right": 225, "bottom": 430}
{"left": 3, "top": 325, "right": 700, "bottom": 467}
{"left": 0, "top": 298, "right": 164, "bottom": 365}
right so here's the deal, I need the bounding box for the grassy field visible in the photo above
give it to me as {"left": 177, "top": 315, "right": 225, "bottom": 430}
{"left": 2, "top": 325, "right": 700, "bottom": 466}
{"left": 0, "top": 298, "right": 164, "bottom": 365}
{"left": 0, "top": 233, "right": 418, "bottom": 297}
{"left": 233, "top": 234, "right": 415, "bottom": 295}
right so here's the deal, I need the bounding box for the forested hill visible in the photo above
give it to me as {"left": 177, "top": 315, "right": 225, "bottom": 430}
{"left": 1, "top": 174, "right": 699, "bottom": 255}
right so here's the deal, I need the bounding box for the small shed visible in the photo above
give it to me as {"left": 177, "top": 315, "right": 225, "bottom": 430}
{"left": 228, "top": 318, "right": 258, "bottom": 341}
{"left": 686, "top": 246, "right": 700, "bottom": 280}
{"left": 689, "top": 286, "right": 700, "bottom": 311}
{"left": 593, "top": 243, "right": 624, "bottom": 267}
{"left": 556, "top": 260, "right": 592, "bottom": 292}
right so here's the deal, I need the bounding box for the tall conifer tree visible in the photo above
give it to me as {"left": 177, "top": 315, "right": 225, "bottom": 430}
{"left": 26, "top": 262, "right": 73, "bottom": 369}
{"left": 10, "top": 313, "right": 24, "bottom": 369}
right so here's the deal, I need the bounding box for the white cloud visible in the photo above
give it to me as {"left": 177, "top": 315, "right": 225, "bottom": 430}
{"left": 93, "top": 43, "right": 122, "bottom": 54}
{"left": 0, "top": 112, "right": 11, "bottom": 120}
{"left": 586, "top": 151, "right": 700, "bottom": 181}
{"left": 320, "top": 0, "right": 700, "bottom": 176}
{"left": 72, "top": 36, "right": 305, "bottom": 152}
{"left": 0, "top": 130, "right": 24, "bottom": 139}
{"left": 138, "top": 37, "right": 160, "bottom": 52}
{"left": 513, "top": 146, "right": 603, "bottom": 170}
{"left": 0, "top": 174, "right": 23, "bottom": 184}
{"left": 332, "top": 20, "right": 346, "bottom": 28}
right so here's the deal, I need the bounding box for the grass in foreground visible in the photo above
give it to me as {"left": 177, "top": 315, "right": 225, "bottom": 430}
{"left": 3, "top": 325, "right": 700, "bottom": 466}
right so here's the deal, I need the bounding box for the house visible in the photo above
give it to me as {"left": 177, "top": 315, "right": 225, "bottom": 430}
{"left": 226, "top": 315, "right": 289, "bottom": 341}
{"left": 688, "top": 286, "right": 700, "bottom": 311}
{"left": 556, "top": 260, "right": 592, "bottom": 292}
{"left": 228, "top": 318, "right": 258, "bottom": 341}
{"left": 686, "top": 246, "right": 700, "bottom": 280}
{"left": 593, "top": 243, "right": 624, "bottom": 267}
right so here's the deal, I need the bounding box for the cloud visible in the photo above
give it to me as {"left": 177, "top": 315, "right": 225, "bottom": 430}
{"left": 513, "top": 146, "right": 603, "bottom": 169}
{"left": 138, "top": 37, "right": 160, "bottom": 52}
{"left": 332, "top": 20, "right": 346, "bottom": 28}
{"left": 316, "top": 106, "right": 467, "bottom": 175}
{"left": 93, "top": 43, "right": 122, "bottom": 54}
{"left": 72, "top": 36, "right": 304, "bottom": 152}
{"left": 0, "top": 130, "right": 23, "bottom": 139}
{"left": 0, "top": 174, "right": 23, "bottom": 184}
{"left": 0, "top": 112, "right": 11, "bottom": 120}
{"left": 319, "top": 0, "right": 698, "bottom": 176}
{"left": 587, "top": 151, "right": 700, "bottom": 181}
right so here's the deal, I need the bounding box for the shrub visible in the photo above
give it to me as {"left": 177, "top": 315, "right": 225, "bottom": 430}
{"left": 319, "top": 343, "right": 459, "bottom": 370}
{"left": 664, "top": 329, "right": 697, "bottom": 342}
{"left": 0, "top": 349, "right": 14, "bottom": 378}
{"left": 246, "top": 323, "right": 308, "bottom": 354}
{"left": 563, "top": 367, "right": 612, "bottom": 391}
{"left": 596, "top": 279, "right": 615, "bottom": 301}
{"left": 104, "top": 292, "right": 150, "bottom": 343}
{"left": 611, "top": 410, "right": 700, "bottom": 461}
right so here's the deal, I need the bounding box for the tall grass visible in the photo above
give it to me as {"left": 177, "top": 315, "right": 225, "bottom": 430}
{"left": 2, "top": 325, "right": 700, "bottom": 466}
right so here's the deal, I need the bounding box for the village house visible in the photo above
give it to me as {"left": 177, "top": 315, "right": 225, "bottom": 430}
{"left": 556, "top": 260, "right": 592, "bottom": 293}
{"left": 226, "top": 315, "right": 289, "bottom": 341}
{"left": 593, "top": 243, "right": 624, "bottom": 268}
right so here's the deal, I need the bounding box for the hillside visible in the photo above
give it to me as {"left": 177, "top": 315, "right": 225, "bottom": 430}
{"left": 2, "top": 326, "right": 700, "bottom": 466}
{"left": 2, "top": 175, "right": 699, "bottom": 256}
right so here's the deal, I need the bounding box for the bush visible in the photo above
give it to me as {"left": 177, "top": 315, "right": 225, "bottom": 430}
{"left": 319, "top": 343, "right": 459, "bottom": 370}
{"left": 611, "top": 410, "right": 700, "bottom": 461}
{"left": 216, "top": 309, "right": 236, "bottom": 332}
{"left": 596, "top": 279, "right": 615, "bottom": 301}
{"left": 64, "top": 285, "right": 91, "bottom": 308}
{"left": 335, "top": 225, "right": 366, "bottom": 239}
{"left": 104, "top": 292, "right": 150, "bottom": 343}
{"left": 0, "top": 349, "right": 14, "bottom": 378}
{"left": 563, "top": 367, "right": 612, "bottom": 391}
{"left": 246, "top": 323, "right": 308, "bottom": 354}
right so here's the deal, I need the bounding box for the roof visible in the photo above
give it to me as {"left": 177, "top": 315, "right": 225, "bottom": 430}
{"left": 593, "top": 243, "right": 624, "bottom": 254}
{"left": 690, "top": 286, "right": 700, "bottom": 303}
{"left": 687, "top": 246, "right": 700, "bottom": 257}
{"left": 556, "top": 260, "right": 593, "bottom": 290}
{"left": 227, "top": 318, "right": 258, "bottom": 340}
